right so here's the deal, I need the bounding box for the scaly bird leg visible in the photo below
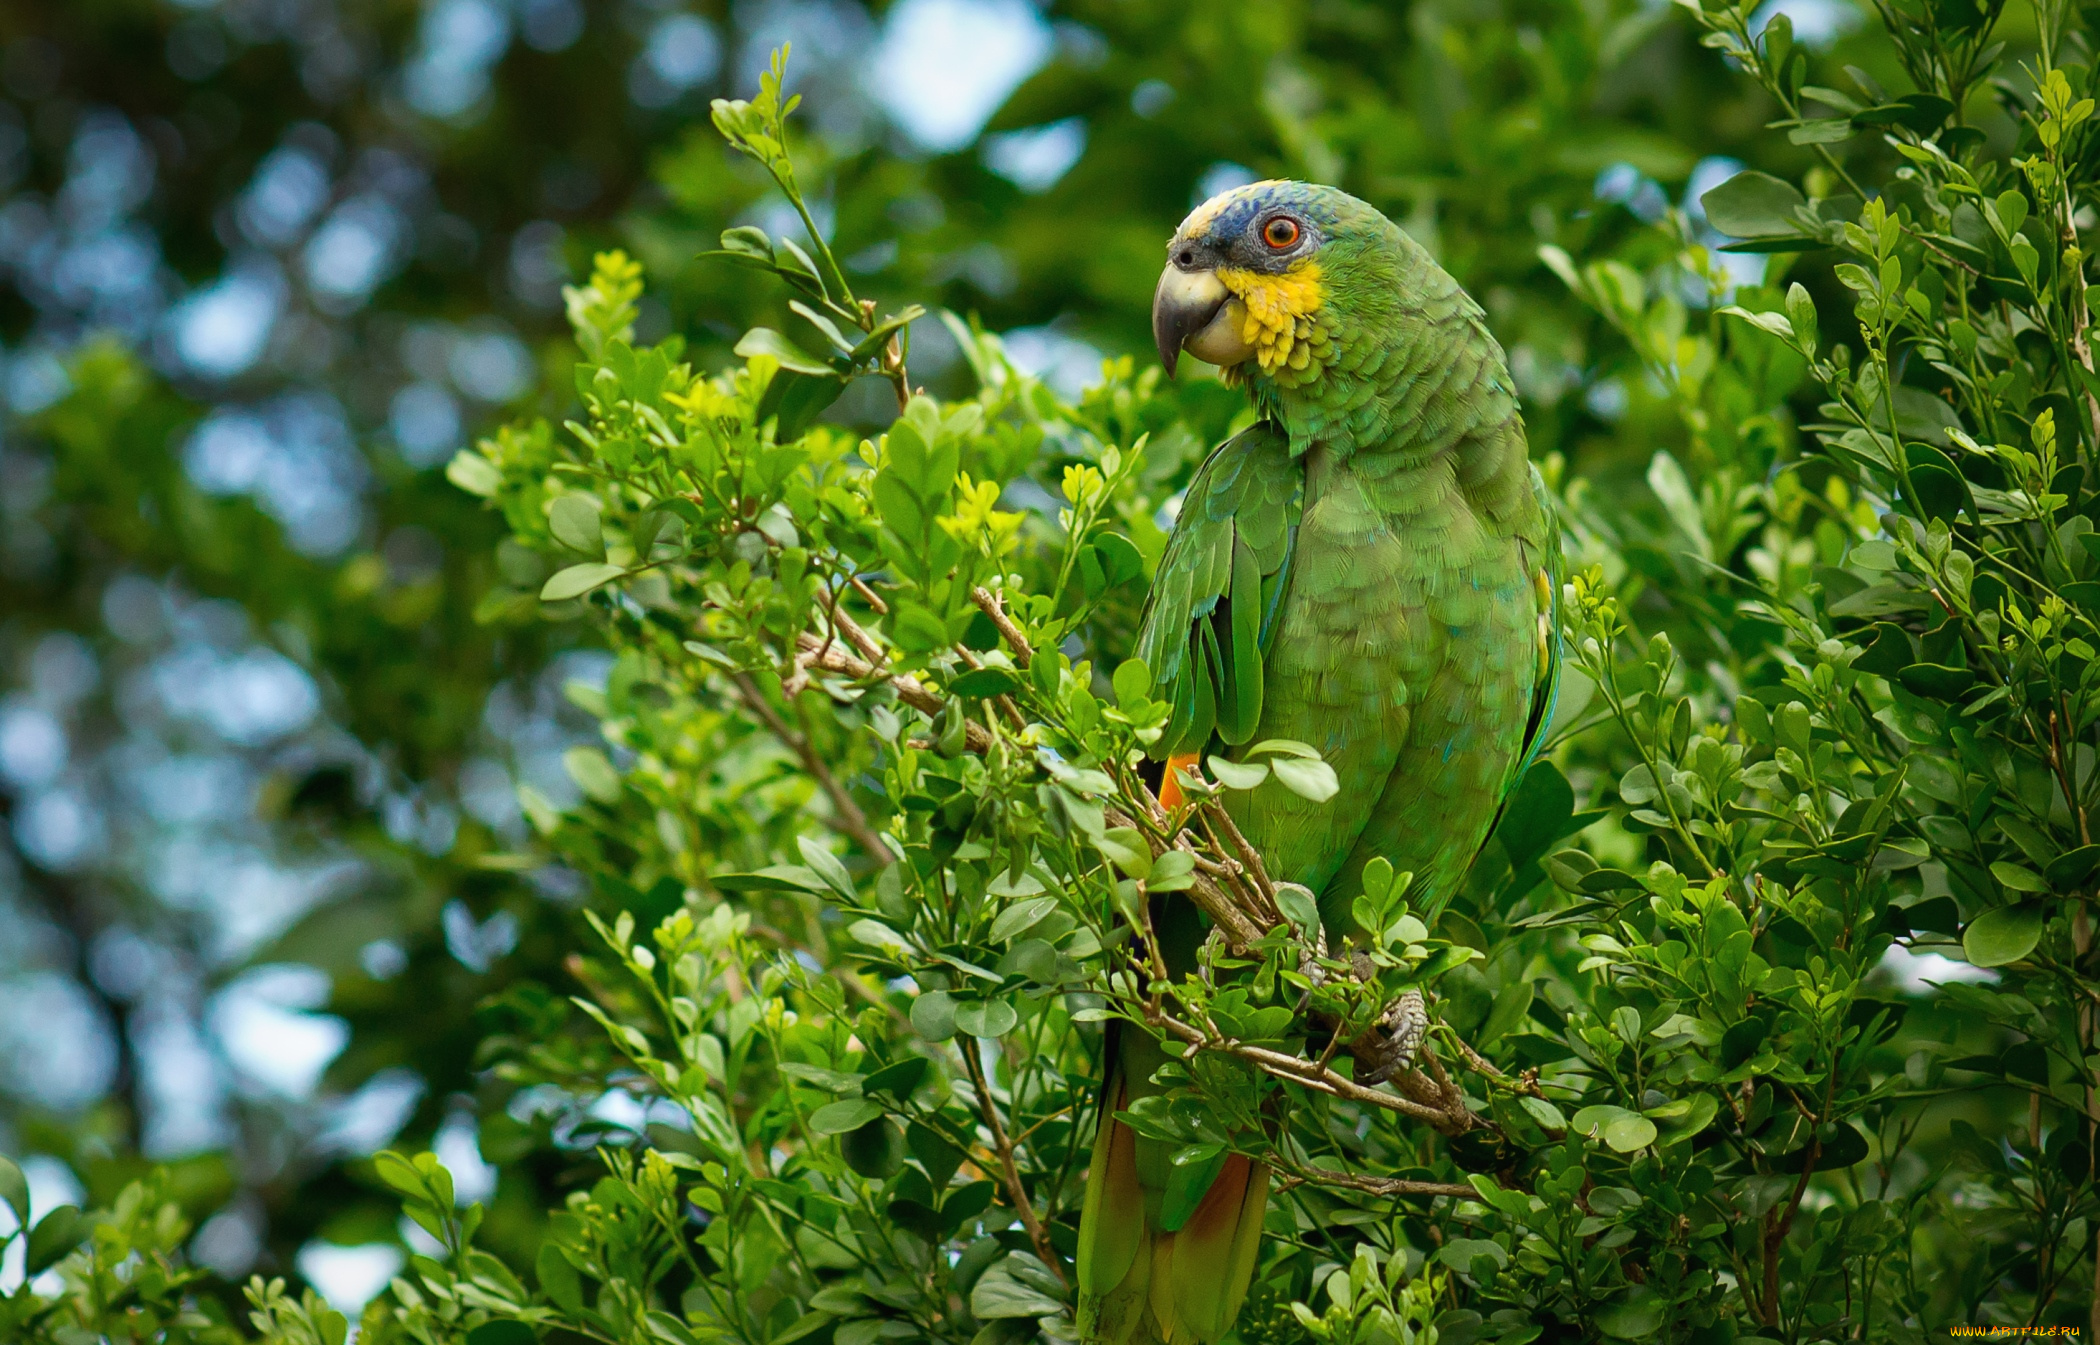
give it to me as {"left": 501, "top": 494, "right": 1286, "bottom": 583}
{"left": 1359, "top": 990, "right": 1429, "bottom": 1086}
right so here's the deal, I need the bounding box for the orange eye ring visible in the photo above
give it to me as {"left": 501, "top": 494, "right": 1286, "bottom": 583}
{"left": 1262, "top": 217, "right": 1301, "bottom": 249}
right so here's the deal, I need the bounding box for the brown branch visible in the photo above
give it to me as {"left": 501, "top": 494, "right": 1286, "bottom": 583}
{"left": 828, "top": 605, "right": 889, "bottom": 668}
{"left": 794, "top": 632, "right": 994, "bottom": 751}
{"left": 970, "top": 586, "right": 1034, "bottom": 666}
{"left": 1445, "top": 1030, "right": 1512, "bottom": 1082}
{"left": 1200, "top": 802, "right": 1281, "bottom": 925}
{"left": 1272, "top": 1163, "right": 1473, "bottom": 1200}
{"left": 848, "top": 573, "right": 890, "bottom": 615}
{"left": 960, "top": 1039, "right": 1066, "bottom": 1284}
{"left": 952, "top": 643, "right": 1028, "bottom": 731}
{"left": 1149, "top": 1007, "right": 1479, "bottom": 1135}
{"left": 732, "top": 673, "right": 894, "bottom": 863}
{"left": 1105, "top": 805, "right": 1268, "bottom": 950}
{"left": 1205, "top": 800, "right": 1276, "bottom": 906}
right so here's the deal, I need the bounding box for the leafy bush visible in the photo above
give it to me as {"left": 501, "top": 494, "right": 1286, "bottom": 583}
{"left": 13, "top": 0, "right": 2100, "bottom": 1338}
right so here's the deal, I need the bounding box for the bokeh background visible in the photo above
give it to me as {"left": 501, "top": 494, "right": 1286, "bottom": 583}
{"left": 0, "top": 0, "right": 1898, "bottom": 1315}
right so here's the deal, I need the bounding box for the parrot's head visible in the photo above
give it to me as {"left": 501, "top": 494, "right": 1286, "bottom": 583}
{"left": 1153, "top": 179, "right": 1393, "bottom": 386}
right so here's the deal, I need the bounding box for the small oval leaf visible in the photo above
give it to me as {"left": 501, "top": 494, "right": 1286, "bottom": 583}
{"left": 541, "top": 562, "right": 627, "bottom": 601}
{"left": 1964, "top": 903, "right": 2044, "bottom": 968}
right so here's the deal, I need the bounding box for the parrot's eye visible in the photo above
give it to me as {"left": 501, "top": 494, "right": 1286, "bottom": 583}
{"left": 1262, "top": 217, "right": 1301, "bottom": 250}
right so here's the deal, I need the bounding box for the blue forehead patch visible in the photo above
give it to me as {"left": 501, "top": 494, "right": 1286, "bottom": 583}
{"left": 1187, "top": 181, "right": 1339, "bottom": 244}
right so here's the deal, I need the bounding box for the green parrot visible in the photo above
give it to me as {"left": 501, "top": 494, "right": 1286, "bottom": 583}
{"left": 1074, "top": 180, "right": 1559, "bottom": 1345}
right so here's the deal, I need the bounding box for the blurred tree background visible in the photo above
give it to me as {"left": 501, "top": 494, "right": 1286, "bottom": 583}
{"left": 0, "top": 0, "right": 2044, "bottom": 1332}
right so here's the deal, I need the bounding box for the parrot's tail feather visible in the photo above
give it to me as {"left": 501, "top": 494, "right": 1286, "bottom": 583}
{"left": 1166, "top": 1154, "right": 1269, "bottom": 1343}
{"left": 1078, "top": 1037, "right": 1270, "bottom": 1345}
{"left": 1077, "top": 1063, "right": 1143, "bottom": 1304}
{"left": 1157, "top": 753, "right": 1201, "bottom": 811}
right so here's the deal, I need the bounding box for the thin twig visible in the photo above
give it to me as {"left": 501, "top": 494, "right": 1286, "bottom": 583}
{"left": 828, "top": 606, "right": 888, "bottom": 668}
{"left": 848, "top": 573, "right": 890, "bottom": 615}
{"left": 793, "top": 633, "right": 994, "bottom": 751}
{"left": 970, "top": 586, "right": 1034, "bottom": 666}
{"left": 732, "top": 673, "right": 894, "bottom": 863}
{"left": 1205, "top": 800, "right": 1280, "bottom": 919}
{"left": 1273, "top": 1163, "right": 1473, "bottom": 1200}
{"left": 1149, "top": 1007, "right": 1480, "bottom": 1135}
{"left": 959, "top": 1039, "right": 1066, "bottom": 1284}
{"left": 1106, "top": 806, "right": 1268, "bottom": 950}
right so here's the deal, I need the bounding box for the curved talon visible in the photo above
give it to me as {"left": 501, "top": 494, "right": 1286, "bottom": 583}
{"left": 1361, "top": 989, "right": 1429, "bottom": 1085}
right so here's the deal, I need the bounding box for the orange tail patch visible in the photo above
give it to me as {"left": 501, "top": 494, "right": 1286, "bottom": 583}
{"left": 1157, "top": 753, "right": 1200, "bottom": 811}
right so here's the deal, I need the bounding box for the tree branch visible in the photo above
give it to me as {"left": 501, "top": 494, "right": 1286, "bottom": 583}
{"left": 1273, "top": 1162, "right": 1474, "bottom": 1200}
{"left": 969, "top": 586, "right": 1033, "bottom": 666}
{"left": 732, "top": 673, "right": 894, "bottom": 863}
{"left": 959, "top": 1038, "right": 1067, "bottom": 1284}
{"left": 793, "top": 632, "right": 994, "bottom": 751}
{"left": 1148, "top": 1007, "right": 1481, "bottom": 1135}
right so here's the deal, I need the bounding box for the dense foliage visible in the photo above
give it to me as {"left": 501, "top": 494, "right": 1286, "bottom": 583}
{"left": 12, "top": 0, "right": 2100, "bottom": 1338}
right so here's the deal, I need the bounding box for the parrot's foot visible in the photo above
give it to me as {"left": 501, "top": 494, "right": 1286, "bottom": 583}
{"left": 1360, "top": 989, "right": 1429, "bottom": 1085}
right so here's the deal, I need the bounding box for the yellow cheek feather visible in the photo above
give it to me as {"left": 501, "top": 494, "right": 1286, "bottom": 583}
{"left": 1215, "top": 262, "right": 1334, "bottom": 383}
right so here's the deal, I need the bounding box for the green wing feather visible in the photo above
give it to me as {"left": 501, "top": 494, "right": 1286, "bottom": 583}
{"left": 1479, "top": 461, "right": 1566, "bottom": 850}
{"left": 1135, "top": 422, "right": 1304, "bottom": 755}
{"left": 1510, "top": 461, "right": 1565, "bottom": 786}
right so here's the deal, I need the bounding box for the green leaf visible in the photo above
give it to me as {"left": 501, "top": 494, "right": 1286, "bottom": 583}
{"left": 536, "top": 1242, "right": 585, "bottom": 1315}
{"left": 1789, "top": 117, "right": 1858, "bottom": 143}
{"left": 713, "top": 865, "right": 825, "bottom": 893}
{"left": 445, "top": 450, "right": 502, "bottom": 497}
{"left": 911, "top": 991, "right": 957, "bottom": 1041}
{"left": 1270, "top": 756, "right": 1339, "bottom": 801}
{"left": 549, "top": 494, "right": 605, "bottom": 556}
{"left": 540, "top": 562, "right": 626, "bottom": 601}
{"left": 847, "top": 919, "right": 911, "bottom": 955}
{"left": 735, "top": 326, "right": 837, "bottom": 375}
{"left": 1901, "top": 464, "right": 1967, "bottom": 525}
{"left": 990, "top": 896, "right": 1058, "bottom": 942}
{"left": 863, "top": 1058, "right": 927, "bottom": 1101}
{"left": 717, "top": 224, "right": 774, "bottom": 262}
{"left": 1700, "top": 170, "right": 1807, "bottom": 237}
{"left": 952, "top": 667, "right": 1024, "bottom": 699}
{"left": 466, "top": 1325, "right": 536, "bottom": 1345}
{"left": 970, "top": 1255, "right": 1066, "bottom": 1318}
{"left": 796, "top": 835, "right": 858, "bottom": 901}
{"left": 1090, "top": 533, "right": 1145, "bottom": 588}
{"left": 1990, "top": 860, "right": 2047, "bottom": 893}
{"left": 761, "top": 368, "right": 849, "bottom": 441}
{"left": 1603, "top": 1113, "right": 1658, "bottom": 1152}
{"left": 1275, "top": 885, "right": 1321, "bottom": 940}
{"left": 0, "top": 1156, "right": 27, "bottom": 1236}
{"left": 1595, "top": 1292, "right": 1666, "bottom": 1339}
{"left": 1097, "top": 827, "right": 1152, "bottom": 880}
{"left": 1495, "top": 760, "right": 1576, "bottom": 869}
{"left": 1112, "top": 658, "right": 1151, "bottom": 709}
{"left": 1436, "top": 1238, "right": 1507, "bottom": 1274}
{"left": 373, "top": 1151, "right": 428, "bottom": 1199}
{"left": 563, "top": 746, "right": 622, "bottom": 805}
{"left": 2047, "top": 845, "right": 2100, "bottom": 889}
{"left": 953, "top": 998, "right": 1018, "bottom": 1038}
{"left": 1147, "top": 850, "right": 1196, "bottom": 893}
{"left": 891, "top": 602, "right": 952, "bottom": 654}
{"left": 25, "top": 1205, "right": 88, "bottom": 1275}
{"left": 809, "top": 1098, "right": 884, "bottom": 1135}
{"left": 1964, "top": 903, "right": 2044, "bottom": 967}
{"left": 1206, "top": 756, "right": 1270, "bottom": 790}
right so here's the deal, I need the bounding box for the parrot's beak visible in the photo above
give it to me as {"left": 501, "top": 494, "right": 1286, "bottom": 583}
{"left": 1153, "top": 266, "right": 1253, "bottom": 376}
